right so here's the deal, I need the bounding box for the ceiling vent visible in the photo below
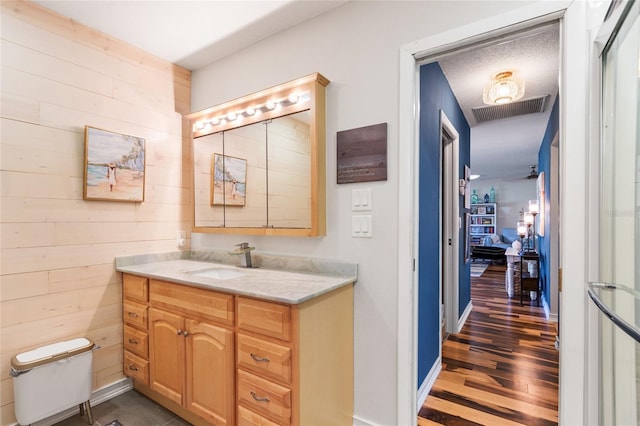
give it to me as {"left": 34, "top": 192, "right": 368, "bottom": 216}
{"left": 472, "top": 95, "right": 549, "bottom": 123}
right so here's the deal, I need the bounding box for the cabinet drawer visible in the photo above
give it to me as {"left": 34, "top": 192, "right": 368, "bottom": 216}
{"left": 124, "top": 325, "right": 148, "bottom": 358}
{"left": 237, "top": 334, "right": 291, "bottom": 384}
{"left": 124, "top": 351, "right": 149, "bottom": 385}
{"left": 237, "top": 370, "right": 291, "bottom": 425}
{"left": 237, "top": 298, "right": 291, "bottom": 341}
{"left": 237, "top": 405, "right": 280, "bottom": 426}
{"left": 124, "top": 300, "right": 148, "bottom": 330}
{"left": 123, "top": 274, "right": 148, "bottom": 303}
{"left": 150, "top": 279, "right": 234, "bottom": 325}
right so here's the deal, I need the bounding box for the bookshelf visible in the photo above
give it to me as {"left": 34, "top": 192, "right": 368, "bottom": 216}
{"left": 470, "top": 203, "right": 496, "bottom": 246}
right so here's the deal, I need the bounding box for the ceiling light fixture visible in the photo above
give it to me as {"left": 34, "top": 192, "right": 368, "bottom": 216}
{"left": 483, "top": 71, "right": 525, "bottom": 105}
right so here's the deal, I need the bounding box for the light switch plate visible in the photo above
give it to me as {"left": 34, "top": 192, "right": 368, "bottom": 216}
{"left": 352, "top": 215, "right": 373, "bottom": 238}
{"left": 352, "top": 188, "right": 372, "bottom": 211}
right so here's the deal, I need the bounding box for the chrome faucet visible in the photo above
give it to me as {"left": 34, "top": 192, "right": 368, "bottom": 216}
{"left": 229, "top": 242, "right": 255, "bottom": 268}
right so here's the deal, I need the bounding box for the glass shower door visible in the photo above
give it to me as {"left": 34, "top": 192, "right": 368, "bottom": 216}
{"left": 593, "top": 0, "right": 640, "bottom": 423}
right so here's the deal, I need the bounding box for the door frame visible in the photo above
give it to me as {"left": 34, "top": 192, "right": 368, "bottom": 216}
{"left": 396, "top": 1, "right": 596, "bottom": 425}
{"left": 440, "top": 111, "right": 460, "bottom": 336}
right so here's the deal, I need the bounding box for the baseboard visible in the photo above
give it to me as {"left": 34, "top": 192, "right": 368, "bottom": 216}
{"left": 22, "top": 378, "right": 133, "bottom": 426}
{"left": 457, "top": 300, "right": 473, "bottom": 333}
{"left": 541, "top": 296, "right": 558, "bottom": 322}
{"left": 353, "top": 415, "right": 386, "bottom": 426}
{"left": 416, "top": 355, "right": 442, "bottom": 412}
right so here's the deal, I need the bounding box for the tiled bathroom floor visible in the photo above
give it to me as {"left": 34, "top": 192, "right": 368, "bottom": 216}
{"left": 53, "top": 390, "right": 191, "bottom": 426}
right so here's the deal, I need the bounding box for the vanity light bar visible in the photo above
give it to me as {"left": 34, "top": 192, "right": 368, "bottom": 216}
{"left": 193, "top": 91, "right": 311, "bottom": 132}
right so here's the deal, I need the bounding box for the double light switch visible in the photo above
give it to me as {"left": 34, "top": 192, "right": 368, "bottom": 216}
{"left": 352, "top": 189, "right": 372, "bottom": 238}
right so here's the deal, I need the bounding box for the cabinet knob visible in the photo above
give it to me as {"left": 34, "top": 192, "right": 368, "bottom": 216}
{"left": 128, "top": 339, "right": 139, "bottom": 344}
{"left": 250, "top": 353, "right": 270, "bottom": 363}
{"left": 183, "top": 331, "right": 189, "bottom": 337}
{"left": 177, "top": 329, "right": 183, "bottom": 335}
{"left": 250, "top": 391, "right": 270, "bottom": 403}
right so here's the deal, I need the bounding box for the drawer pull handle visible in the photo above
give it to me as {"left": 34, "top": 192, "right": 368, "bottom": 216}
{"left": 128, "top": 339, "right": 139, "bottom": 344}
{"left": 128, "top": 312, "right": 138, "bottom": 317}
{"left": 250, "top": 353, "right": 270, "bottom": 363}
{"left": 128, "top": 365, "right": 139, "bottom": 371}
{"left": 250, "top": 391, "right": 270, "bottom": 403}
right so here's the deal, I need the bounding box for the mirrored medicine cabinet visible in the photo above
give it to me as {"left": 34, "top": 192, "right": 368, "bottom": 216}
{"left": 188, "top": 73, "right": 329, "bottom": 237}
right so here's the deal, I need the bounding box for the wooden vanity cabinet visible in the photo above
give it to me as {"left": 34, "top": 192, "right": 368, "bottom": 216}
{"left": 122, "top": 272, "right": 353, "bottom": 426}
{"left": 236, "top": 285, "right": 354, "bottom": 426}
{"left": 122, "top": 274, "right": 149, "bottom": 385}
{"left": 148, "top": 279, "right": 235, "bottom": 426}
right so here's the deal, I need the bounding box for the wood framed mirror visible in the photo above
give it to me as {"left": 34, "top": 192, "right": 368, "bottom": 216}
{"left": 188, "top": 73, "right": 329, "bottom": 236}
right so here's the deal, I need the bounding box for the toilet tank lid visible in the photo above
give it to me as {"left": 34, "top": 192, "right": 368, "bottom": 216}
{"left": 11, "top": 338, "right": 94, "bottom": 371}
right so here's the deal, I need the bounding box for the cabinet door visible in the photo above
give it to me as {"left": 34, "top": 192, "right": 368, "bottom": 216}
{"left": 149, "top": 308, "right": 185, "bottom": 404}
{"left": 185, "top": 319, "right": 235, "bottom": 425}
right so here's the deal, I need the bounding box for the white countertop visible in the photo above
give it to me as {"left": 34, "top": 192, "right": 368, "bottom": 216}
{"left": 116, "top": 257, "right": 357, "bottom": 305}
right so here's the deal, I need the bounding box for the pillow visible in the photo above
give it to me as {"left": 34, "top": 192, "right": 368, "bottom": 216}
{"left": 501, "top": 228, "right": 518, "bottom": 244}
{"left": 482, "top": 236, "right": 493, "bottom": 246}
{"left": 491, "top": 234, "right": 501, "bottom": 244}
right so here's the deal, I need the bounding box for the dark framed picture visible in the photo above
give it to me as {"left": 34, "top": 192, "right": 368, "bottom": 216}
{"left": 211, "top": 154, "right": 247, "bottom": 206}
{"left": 83, "top": 126, "right": 145, "bottom": 202}
{"left": 465, "top": 212, "right": 471, "bottom": 263}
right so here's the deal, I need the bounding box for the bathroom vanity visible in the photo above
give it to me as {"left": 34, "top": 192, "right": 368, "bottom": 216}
{"left": 117, "top": 252, "right": 356, "bottom": 426}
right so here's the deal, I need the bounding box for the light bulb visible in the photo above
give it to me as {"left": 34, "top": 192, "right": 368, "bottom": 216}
{"left": 245, "top": 106, "right": 256, "bottom": 116}
{"left": 288, "top": 93, "right": 299, "bottom": 103}
{"left": 195, "top": 121, "right": 205, "bottom": 130}
{"left": 265, "top": 100, "right": 276, "bottom": 110}
{"left": 524, "top": 212, "right": 534, "bottom": 225}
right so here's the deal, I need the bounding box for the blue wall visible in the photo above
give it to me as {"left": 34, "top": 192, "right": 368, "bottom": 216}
{"left": 537, "top": 95, "right": 559, "bottom": 308}
{"left": 417, "top": 63, "right": 471, "bottom": 386}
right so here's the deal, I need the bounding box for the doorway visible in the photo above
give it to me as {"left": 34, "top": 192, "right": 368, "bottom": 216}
{"left": 412, "top": 12, "right": 561, "bottom": 418}
{"left": 440, "top": 112, "right": 460, "bottom": 338}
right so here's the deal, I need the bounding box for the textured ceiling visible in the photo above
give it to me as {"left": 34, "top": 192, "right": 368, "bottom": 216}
{"left": 438, "top": 23, "right": 560, "bottom": 127}
{"left": 438, "top": 22, "right": 560, "bottom": 181}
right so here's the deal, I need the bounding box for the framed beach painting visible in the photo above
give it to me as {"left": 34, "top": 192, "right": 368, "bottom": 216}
{"left": 211, "top": 154, "right": 247, "bottom": 206}
{"left": 83, "top": 126, "right": 145, "bottom": 202}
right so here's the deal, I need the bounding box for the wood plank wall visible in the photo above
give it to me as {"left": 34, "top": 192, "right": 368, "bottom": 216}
{"left": 0, "top": 1, "right": 192, "bottom": 424}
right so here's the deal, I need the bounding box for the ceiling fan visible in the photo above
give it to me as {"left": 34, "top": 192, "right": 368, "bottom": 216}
{"left": 526, "top": 165, "right": 539, "bottom": 179}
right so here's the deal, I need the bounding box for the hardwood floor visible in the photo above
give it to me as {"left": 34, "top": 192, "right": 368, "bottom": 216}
{"left": 418, "top": 263, "right": 559, "bottom": 426}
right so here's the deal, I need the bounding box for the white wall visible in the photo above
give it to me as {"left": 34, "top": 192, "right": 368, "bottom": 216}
{"left": 471, "top": 179, "right": 536, "bottom": 234}
{"left": 190, "top": 1, "right": 537, "bottom": 424}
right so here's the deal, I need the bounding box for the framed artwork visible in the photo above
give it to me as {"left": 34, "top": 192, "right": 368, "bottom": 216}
{"left": 211, "top": 154, "right": 247, "bottom": 206}
{"left": 537, "top": 171, "right": 545, "bottom": 236}
{"left": 465, "top": 212, "right": 471, "bottom": 263}
{"left": 337, "top": 122, "right": 387, "bottom": 184}
{"left": 83, "top": 126, "right": 145, "bottom": 202}
{"left": 477, "top": 206, "right": 487, "bottom": 215}
{"left": 463, "top": 165, "right": 471, "bottom": 208}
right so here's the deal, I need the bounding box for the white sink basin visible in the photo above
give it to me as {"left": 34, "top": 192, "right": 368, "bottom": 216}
{"left": 187, "top": 267, "right": 246, "bottom": 280}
